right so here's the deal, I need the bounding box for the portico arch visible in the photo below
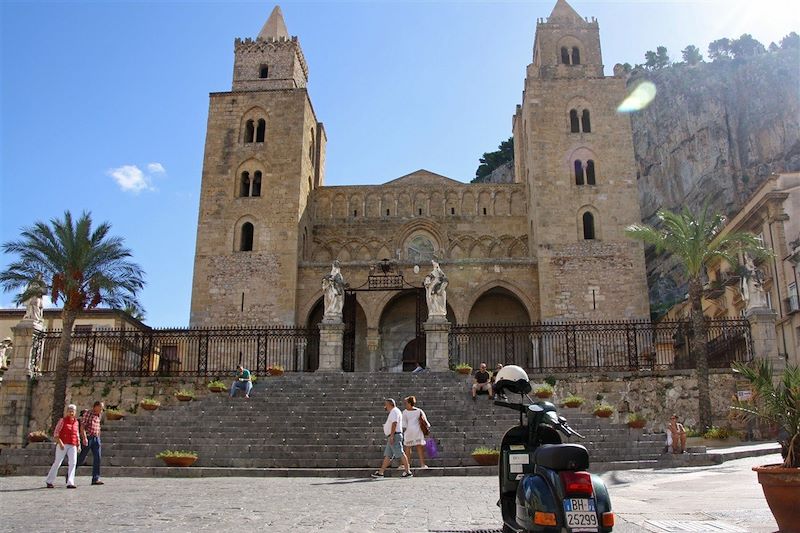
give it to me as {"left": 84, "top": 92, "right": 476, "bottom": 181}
{"left": 466, "top": 282, "right": 534, "bottom": 324}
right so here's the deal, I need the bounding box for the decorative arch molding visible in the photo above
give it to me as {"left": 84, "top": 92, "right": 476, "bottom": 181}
{"left": 577, "top": 204, "right": 602, "bottom": 241}
{"left": 556, "top": 35, "right": 584, "bottom": 65}
{"left": 232, "top": 214, "right": 258, "bottom": 252}
{"left": 396, "top": 219, "right": 445, "bottom": 257}
{"left": 464, "top": 280, "right": 535, "bottom": 324}
{"left": 239, "top": 106, "right": 269, "bottom": 143}
{"left": 299, "top": 293, "right": 325, "bottom": 327}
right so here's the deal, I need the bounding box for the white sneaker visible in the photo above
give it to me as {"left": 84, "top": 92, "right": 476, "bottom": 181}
{"left": 420, "top": 465, "right": 429, "bottom": 469}
{"left": 396, "top": 465, "right": 405, "bottom": 469}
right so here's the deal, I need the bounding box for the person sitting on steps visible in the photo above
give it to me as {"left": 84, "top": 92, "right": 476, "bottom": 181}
{"left": 666, "top": 414, "right": 687, "bottom": 454}
{"left": 230, "top": 364, "right": 252, "bottom": 398}
{"left": 471, "top": 362, "right": 493, "bottom": 401}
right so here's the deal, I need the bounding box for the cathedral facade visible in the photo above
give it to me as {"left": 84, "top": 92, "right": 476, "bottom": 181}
{"left": 190, "top": 0, "right": 650, "bottom": 371}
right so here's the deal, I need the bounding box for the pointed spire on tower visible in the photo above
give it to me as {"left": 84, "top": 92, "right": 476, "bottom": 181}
{"left": 547, "top": 0, "right": 584, "bottom": 24}
{"left": 258, "top": 6, "right": 290, "bottom": 41}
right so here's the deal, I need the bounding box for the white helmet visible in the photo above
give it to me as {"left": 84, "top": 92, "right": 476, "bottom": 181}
{"left": 493, "top": 364, "right": 531, "bottom": 395}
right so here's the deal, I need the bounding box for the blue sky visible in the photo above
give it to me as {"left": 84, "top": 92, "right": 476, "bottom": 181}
{"left": 1, "top": 0, "right": 797, "bottom": 327}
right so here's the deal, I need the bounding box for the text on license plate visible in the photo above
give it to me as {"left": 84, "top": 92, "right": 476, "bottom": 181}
{"left": 563, "top": 498, "right": 598, "bottom": 532}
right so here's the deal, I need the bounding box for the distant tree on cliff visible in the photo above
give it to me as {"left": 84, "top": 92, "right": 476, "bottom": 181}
{"left": 731, "top": 34, "right": 766, "bottom": 58}
{"left": 708, "top": 38, "right": 733, "bottom": 60}
{"left": 681, "top": 45, "right": 703, "bottom": 65}
{"left": 473, "top": 137, "right": 514, "bottom": 183}
{"left": 644, "top": 46, "right": 670, "bottom": 69}
{"left": 0, "top": 211, "right": 145, "bottom": 430}
{"left": 781, "top": 32, "right": 799, "bottom": 50}
{"left": 626, "top": 206, "right": 770, "bottom": 431}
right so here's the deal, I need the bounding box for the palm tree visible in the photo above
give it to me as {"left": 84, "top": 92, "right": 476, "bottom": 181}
{"left": 626, "top": 205, "right": 769, "bottom": 430}
{"left": 0, "top": 211, "right": 144, "bottom": 429}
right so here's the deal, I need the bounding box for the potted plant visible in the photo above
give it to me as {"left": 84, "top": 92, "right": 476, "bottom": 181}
{"left": 455, "top": 363, "right": 472, "bottom": 375}
{"left": 593, "top": 403, "right": 614, "bottom": 418}
{"left": 267, "top": 364, "right": 284, "bottom": 376}
{"left": 533, "top": 383, "right": 554, "bottom": 399}
{"left": 156, "top": 450, "right": 198, "bottom": 467}
{"left": 139, "top": 398, "right": 161, "bottom": 411}
{"left": 174, "top": 389, "right": 195, "bottom": 401}
{"left": 207, "top": 380, "right": 226, "bottom": 393}
{"left": 627, "top": 413, "right": 647, "bottom": 429}
{"left": 562, "top": 394, "right": 585, "bottom": 409}
{"left": 731, "top": 360, "right": 800, "bottom": 531}
{"left": 471, "top": 446, "right": 500, "bottom": 466}
{"left": 27, "top": 430, "right": 49, "bottom": 443}
{"left": 105, "top": 408, "right": 125, "bottom": 421}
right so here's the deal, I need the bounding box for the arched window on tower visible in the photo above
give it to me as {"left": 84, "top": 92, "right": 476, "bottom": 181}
{"left": 309, "top": 127, "right": 315, "bottom": 164}
{"left": 574, "top": 160, "right": 585, "bottom": 186}
{"left": 256, "top": 119, "right": 266, "bottom": 143}
{"left": 561, "top": 47, "right": 571, "bottom": 65}
{"left": 582, "top": 212, "right": 595, "bottom": 240}
{"left": 569, "top": 109, "right": 580, "bottom": 133}
{"left": 240, "top": 172, "right": 251, "bottom": 197}
{"left": 586, "top": 160, "right": 596, "bottom": 185}
{"left": 252, "top": 171, "right": 262, "bottom": 197}
{"left": 244, "top": 120, "right": 255, "bottom": 143}
{"left": 581, "top": 110, "right": 591, "bottom": 133}
{"left": 572, "top": 47, "right": 581, "bottom": 65}
{"left": 240, "top": 223, "right": 254, "bottom": 251}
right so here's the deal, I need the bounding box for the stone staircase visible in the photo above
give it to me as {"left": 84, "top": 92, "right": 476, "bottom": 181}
{"left": 0, "top": 373, "right": 713, "bottom": 477}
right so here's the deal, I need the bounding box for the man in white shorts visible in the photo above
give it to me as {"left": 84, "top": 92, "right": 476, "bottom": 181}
{"left": 371, "top": 398, "right": 412, "bottom": 478}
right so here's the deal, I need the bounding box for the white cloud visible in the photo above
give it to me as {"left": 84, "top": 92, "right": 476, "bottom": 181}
{"left": 147, "top": 162, "right": 166, "bottom": 174}
{"left": 108, "top": 165, "right": 153, "bottom": 194}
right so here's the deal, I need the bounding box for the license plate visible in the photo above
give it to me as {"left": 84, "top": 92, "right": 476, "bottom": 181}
{"left": 563, "top": 498, "right": 598, "bottom": 532}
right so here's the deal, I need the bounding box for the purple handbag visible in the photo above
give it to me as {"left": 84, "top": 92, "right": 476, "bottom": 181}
{"left": 425, "top": 436, "right": 439, "bottom": 459}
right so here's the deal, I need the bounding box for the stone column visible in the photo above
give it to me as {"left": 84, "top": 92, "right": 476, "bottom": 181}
{"left": 0, "top": 320, "right": 42, "bottom": 445}
{"left": 317, "top": 319, "right": 345, "bottom": 372}
{"left": 424, "top": 317, "right": 450, "bottom": 371}
{"left": 366, "top": 329, "right": 380, "bottom": 372}
{"left": 746, "top": 307, "right": 784, "bottom": 373}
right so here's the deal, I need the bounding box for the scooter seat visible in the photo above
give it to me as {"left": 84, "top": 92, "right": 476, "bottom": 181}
{"left": 533, "top": 444, "right": 589, "bottom": 470}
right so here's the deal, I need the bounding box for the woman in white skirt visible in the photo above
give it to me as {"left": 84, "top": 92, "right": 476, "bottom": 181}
{"left": 401, "top": 396, "right": 429, "bottom": 469}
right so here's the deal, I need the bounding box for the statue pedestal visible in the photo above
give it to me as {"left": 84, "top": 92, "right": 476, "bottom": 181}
{"left": 317, "top": 319, "right": 345, "bottom": 372}
{"left": 746, "top": 306, "right": 784, "bottom": 373}
{"left": 0, "top": 321, "right": 42, "bottom": 445}
{"left": 424, "top": 318, "right": 450, "bottom": 372}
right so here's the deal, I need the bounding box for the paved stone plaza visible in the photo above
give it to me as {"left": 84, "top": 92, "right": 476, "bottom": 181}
{"left": 0, "top": 454, "right": 779, "bottom": 532}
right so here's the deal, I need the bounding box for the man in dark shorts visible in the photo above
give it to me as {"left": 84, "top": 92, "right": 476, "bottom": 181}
{"left": 471, "top": 362, "right": 492, "bottom": 401}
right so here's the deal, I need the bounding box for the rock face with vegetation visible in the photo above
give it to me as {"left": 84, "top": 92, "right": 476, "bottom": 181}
{"left": 630, "top": 47, "right": 800, "bottom": 309}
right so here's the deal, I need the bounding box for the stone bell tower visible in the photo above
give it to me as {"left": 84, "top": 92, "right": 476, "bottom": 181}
{"left": 514, "top": 0, "right": 649, "bottom": 320}
{"left": 190, "top": 6, "right": 326, "bottom": 326}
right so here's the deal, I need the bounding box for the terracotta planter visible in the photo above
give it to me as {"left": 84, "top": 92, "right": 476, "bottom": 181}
{"left": 140, "top": 403, "right": 160, "bottom": 411}
{"left": 28, "top": 434, "right": 47, "bottom": 443}
{"left": 456, "top": 368, "right": 472, "bottom": 375}
{"left": 594, "top": 410, "right": 613, "bottom": 418}
{"left": 268, "top": 368, "right": 284, "bottom": 376}
{"left": 160, "top": 456, "right": 198, "bottom": 467}
{"left": 208, "top": 385, "right": 226, "bottom": 393}
{"left": 627, "top": 420, "right": 646, "bottom": 429}
{"left": 472, "top": 453, "right": 500, "bottom": 466}
{"left": 535, "top": 392, "right": 553, "bottom": 399}
{"left": 753, "top": 464, "right": 800, "bottom": 531}
{"left": 106, "top": 412, "right": 125, "bottom": 421}
{"left": 563, "top": 402, "right": 583, "bottom": 409}
{"left": 176, "top": 395, "right": 194, "bottom": 402}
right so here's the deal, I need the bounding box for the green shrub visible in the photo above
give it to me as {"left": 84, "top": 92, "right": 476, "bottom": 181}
{"left": 702, "top": 426, "right": 731, "bottom": 440}
{"left": 562, "top": 394, "right": 585, "bottom": 407}
{"left": 155, "top": 450, "right": 198, "bottom": 459}
{"left": 533, "top": 384, "right": 554, "bottom": 397}
{"left": 471, "top": 446, "right": 500, "bottom": 456}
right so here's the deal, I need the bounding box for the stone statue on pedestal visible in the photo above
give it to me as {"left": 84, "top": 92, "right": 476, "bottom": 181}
{"left": 424, "top": 259, "right": 448, "bottom": 318}
{"left": 0, "top": 337, "right": 12, "bottom": 370}
{"left": 741, "top": 254, "right": 767, "bottom": 309}
{"left": 22, "top": 276, "right": 46, "bottom": 326}
{"left": 322, "top": 260, "right": 346, "bottom": 320}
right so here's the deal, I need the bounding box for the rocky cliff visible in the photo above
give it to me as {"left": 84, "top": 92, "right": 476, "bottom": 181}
{"left": 630, "top": 48, "right": 800, "bottom": 310}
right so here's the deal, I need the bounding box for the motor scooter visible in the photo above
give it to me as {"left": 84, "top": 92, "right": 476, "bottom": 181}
{"left": 493, "top": 365, "right": 614, "bottom": 533}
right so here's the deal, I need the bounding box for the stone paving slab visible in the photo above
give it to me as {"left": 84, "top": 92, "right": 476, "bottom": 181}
{"left": 0, "top": 454, "right": 780, "bottom": 533}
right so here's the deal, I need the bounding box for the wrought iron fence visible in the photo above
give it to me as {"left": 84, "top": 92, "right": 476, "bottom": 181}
{"left": 34, "top": 326, "right": 320, "bottom": 377}
{"left": 448, "top": 319, "right": 752, "bottom": 372}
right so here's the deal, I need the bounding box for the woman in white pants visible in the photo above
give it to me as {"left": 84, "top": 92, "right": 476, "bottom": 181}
{"left": 45, "top": 404, "right": 81, "bottom": 488}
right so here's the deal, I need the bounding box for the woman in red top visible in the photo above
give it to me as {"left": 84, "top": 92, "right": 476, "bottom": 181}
{"left": 45, "top": 404, "right": 81, "bottom": 488}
